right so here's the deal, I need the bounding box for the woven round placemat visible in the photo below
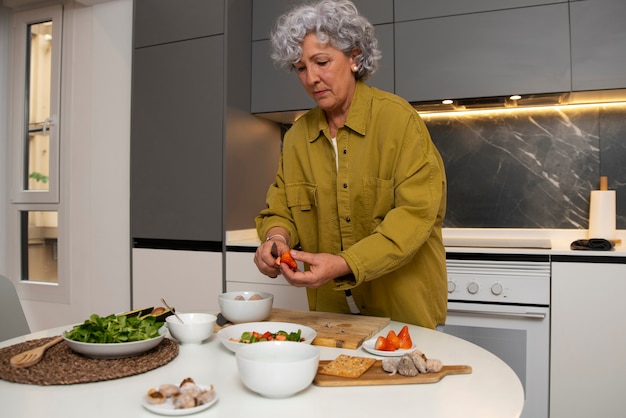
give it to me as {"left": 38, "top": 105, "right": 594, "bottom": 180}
{"left": 0, "top": 336, "right": 178, "bottom": 386}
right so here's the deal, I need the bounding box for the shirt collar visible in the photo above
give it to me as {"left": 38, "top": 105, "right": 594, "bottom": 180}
{"left": 302, "top": 81, "right": 371, "bottom": 143}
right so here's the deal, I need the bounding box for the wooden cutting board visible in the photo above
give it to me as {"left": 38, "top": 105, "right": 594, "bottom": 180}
{"left": 264, "top": 308, "right": 390, "bottom": 349}
{"left": 314, "top": 360, "right": 472, "bottom": 386}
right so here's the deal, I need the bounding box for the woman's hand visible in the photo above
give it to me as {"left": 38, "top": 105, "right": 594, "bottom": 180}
{"left": 254, "top": 239, "right": 289, "bottom": 278}
{"left": 280, "top": 250, "right": 352, "bottom": 288}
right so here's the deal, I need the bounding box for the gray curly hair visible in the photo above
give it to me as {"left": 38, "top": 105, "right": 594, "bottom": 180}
{"left": 270, "top": 0, "right": 381, "bottom": 81}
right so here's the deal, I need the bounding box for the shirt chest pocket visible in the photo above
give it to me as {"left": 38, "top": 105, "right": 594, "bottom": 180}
{"left": 363, "top": 177, "right": 395, "bottom": 224}
{"left": 285, "top": 183, "right": 318, "bottom": 211}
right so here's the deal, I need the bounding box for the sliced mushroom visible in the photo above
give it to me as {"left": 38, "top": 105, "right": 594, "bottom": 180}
{"left": 146, "top": 388, "right": 166, "bottom": 405}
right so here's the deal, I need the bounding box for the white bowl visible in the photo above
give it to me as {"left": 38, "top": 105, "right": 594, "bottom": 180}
{"left": 218, "top": 291, "right": 273, "bottom": 324}
{"left": 217, "top": 321, "right": 317, "bottom": 353}
{"left": 166, "top": 313, "right": 217, "bottom": 344}
{"left": 236, "top": 341, "right": 320, "bottom": 398}
{"left": 62, "top": 326, "right": 167, "bottom": 359}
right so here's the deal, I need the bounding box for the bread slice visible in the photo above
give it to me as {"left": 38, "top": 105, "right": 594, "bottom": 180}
{"left": 318, "top": 354, "right": 376, "bottom": 379}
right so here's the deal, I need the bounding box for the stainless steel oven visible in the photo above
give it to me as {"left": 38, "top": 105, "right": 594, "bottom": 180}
{"left": 442, "top": 253, "right": 550, "bottom": 418}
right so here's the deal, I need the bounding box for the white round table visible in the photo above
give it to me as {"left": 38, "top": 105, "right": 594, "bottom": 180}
{"left": 0, "top": 319, "right": 524, "bottom": 417}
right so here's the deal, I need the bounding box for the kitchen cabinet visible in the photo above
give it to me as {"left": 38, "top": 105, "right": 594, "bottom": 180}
{"left": 394, "top": 0, "right": 565, "bottom": 21}
{"left": 250, "top": 0, "right": 394, "bottom": 115}
{"left": 133, "top": 0, "right": 224, "bottom": 48}
{"left": 395, "top": 3, "right": 571, "bottom": 102}
{"left": 570, "top": 0, "right": 626, "bottom": 91}
{"left": 251, "top": 0, "right": 393, "bottom": 41}
{"left": 550, "top": 256, "right": 626, "bottom": 418}
{"left": 226, "top": 250, "right": 309, "bottom": 310}
{"left": 130, "top": 35, "right": 224, "bottom": 242}
{"left": 130, "top": 0, "right": 245, "bottom": 311}
{"left": 251, "top": 23, "right": 394, "bottom": 115}
{"left": 132, "top": 248, "right": 223, "bottom": 313}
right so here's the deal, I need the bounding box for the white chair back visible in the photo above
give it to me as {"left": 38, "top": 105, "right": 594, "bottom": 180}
{"left": 0, "top": 275, "right": 31, "bottom": 341}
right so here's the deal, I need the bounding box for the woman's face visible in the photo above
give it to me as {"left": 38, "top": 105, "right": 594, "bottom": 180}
{"left": 294, "top": 33, "right": 358, "bottom": 118}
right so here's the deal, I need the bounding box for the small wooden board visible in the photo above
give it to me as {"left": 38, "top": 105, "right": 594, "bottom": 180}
{"left": 313, "top": 360, "right": 472, "bottom": 387}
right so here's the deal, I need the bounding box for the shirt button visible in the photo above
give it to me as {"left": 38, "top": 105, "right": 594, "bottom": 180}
{"left": 343, "top": 183, "right": 348, "bottom": 189}
{"left": 343, "top": 149, "right": 347, "bottom": 154}
{"left": 346, "top": 217, "right": 351, "bottom": 222}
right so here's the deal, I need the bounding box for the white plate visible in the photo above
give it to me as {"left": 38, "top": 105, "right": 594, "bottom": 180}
{"left": 217, "top": 322, "right": 317, "bottom": 353}
{"left": 62, "top": 326, "right": 166, "bottom": 359}
{"left": 361, "top": 337, "right": 416, "bottom": 357}
{"left": 141, "top": 385, "right": 218, "bottom": 416}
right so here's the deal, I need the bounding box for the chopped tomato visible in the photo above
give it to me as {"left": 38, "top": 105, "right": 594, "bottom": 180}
{"left": 275, "top": 251, "right": 298, "bottom": 271}
{"left": 374, "top": 336, "right": 397, "bottom": 351}
{"left": 385, "top": 330, "right": 401, "bottom": 350}
{"left": 397, "top": 325, "right": 413, "bottom": 349}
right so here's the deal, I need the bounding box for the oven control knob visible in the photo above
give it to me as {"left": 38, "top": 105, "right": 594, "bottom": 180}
{"left": 491, "top": 282, "right": 504, "bottom": 296}
{"left": 448, "top": 281, "right": 456, "bottom": 293}
{"left": 467, "top": 281, "right": 479, "bottom": 294}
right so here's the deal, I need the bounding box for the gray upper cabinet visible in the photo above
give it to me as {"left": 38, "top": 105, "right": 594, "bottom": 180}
{"left": 134, "top": 0, "right": 224, "bottom": 48}
{"left": 395, "top": 3, "right": 571, "bottom": 102}
{"left": 251, "top": 0, "right": 394, "bottom": 114}
{"left": 251, "top": 39, "right": 313, "bottom": 113}
{"left": 394, "top": 0, "right": 566, "bottom": 21}
{"left": 252, "top": 0, "right": 393, "bottom": 40}
{"left": 131, "top": 0, "right": 225, "bottom": 242}
{"left": 131, "top": 37, "right": 224, "bottom": 242}
{"left": 570, "top": 0, "right": 626, "bottom": 91}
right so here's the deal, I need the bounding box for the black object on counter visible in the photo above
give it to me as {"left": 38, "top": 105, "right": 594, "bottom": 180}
{"left": 570, "top": 238, "right": 615, "bottom": 251}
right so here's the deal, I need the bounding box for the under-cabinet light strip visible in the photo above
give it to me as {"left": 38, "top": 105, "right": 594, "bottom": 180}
{"left": 419, "top": 101, "right": 626, "bottom": 118}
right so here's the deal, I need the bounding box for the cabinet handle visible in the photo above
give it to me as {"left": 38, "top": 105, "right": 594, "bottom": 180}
{"left": 447, "top": 308, "right": 546, "bottom": 319}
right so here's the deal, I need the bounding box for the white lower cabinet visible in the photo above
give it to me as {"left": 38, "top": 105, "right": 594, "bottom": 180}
{"left": 132, "top": 248, "right": 223, "bottom": 313}
{"left": 226, "top": 251, "right": 308, "bottom": 310}
{"left": 550, "top": 258, "right": 626, "bottom": 418}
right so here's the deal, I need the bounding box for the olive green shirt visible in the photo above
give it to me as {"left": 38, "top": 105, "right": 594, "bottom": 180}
{"left": 256, "top": 82, "right": 447, "bottom": 329}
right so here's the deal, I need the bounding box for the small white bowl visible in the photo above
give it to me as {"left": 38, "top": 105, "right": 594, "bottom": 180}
{"left": 218, "top": 291, "right": 273, "bottom": 324}
{"left": 236, "top": 341, "right": 320, "bottom": 398}
{"left": 166, "top": 313, "right": 217, "bottom": 344}
{"left": 216, "top": 321, "right": 317, "bottom": 353}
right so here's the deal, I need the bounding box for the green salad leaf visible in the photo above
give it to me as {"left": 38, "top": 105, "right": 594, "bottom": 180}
{"left": 65, "top": 313, "right": 164, "bottom": 343}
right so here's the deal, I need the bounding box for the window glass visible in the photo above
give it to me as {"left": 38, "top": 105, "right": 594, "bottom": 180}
{"left": 20, "top": 211, "right": 58, "bottom": 283}
{"left": 26, "top": 21, "right": 53, "bottom": 192}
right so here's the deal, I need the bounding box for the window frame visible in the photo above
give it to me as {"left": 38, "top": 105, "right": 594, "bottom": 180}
{"left": 9, "top": 4, "right": 62, "bottom": 204}
{"left": 8, "top": 4, "right": 68, "bottom": 304}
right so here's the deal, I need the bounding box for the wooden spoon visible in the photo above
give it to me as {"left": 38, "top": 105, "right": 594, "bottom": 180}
{"left": 10, "top": 335, "right": 63, "bottom": 368}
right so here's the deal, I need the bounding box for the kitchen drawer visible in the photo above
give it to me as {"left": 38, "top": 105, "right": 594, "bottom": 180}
{"left": 132, "top": 248, "right": 223, "bottom": 313}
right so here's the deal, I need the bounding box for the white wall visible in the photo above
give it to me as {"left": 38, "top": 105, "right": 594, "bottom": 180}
{"left": 1, "top": 0, "right": 133, "bottom": 332}
{"left": 0, "top": 6, "right": 10, "bottom": 283}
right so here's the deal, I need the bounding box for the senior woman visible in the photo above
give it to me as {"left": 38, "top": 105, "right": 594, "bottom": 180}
{"left": 254, "top": 0, "right": 448, "bottom": 329}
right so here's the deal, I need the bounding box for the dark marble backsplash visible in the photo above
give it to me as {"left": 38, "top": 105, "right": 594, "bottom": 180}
{"left": 422, "top": 104, "right": 626, "bottom": 229}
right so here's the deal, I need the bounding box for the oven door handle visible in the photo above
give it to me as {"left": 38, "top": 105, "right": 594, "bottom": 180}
{"left": 447, "top": 308, "right": 546, "bottom": 319}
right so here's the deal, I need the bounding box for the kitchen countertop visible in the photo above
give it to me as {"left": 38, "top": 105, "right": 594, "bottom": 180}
{"left": 0, "top": 319, "right": 524, "bottom": 418}
{"left": 227, "top": 228, "right": 626, "bottom": 256}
